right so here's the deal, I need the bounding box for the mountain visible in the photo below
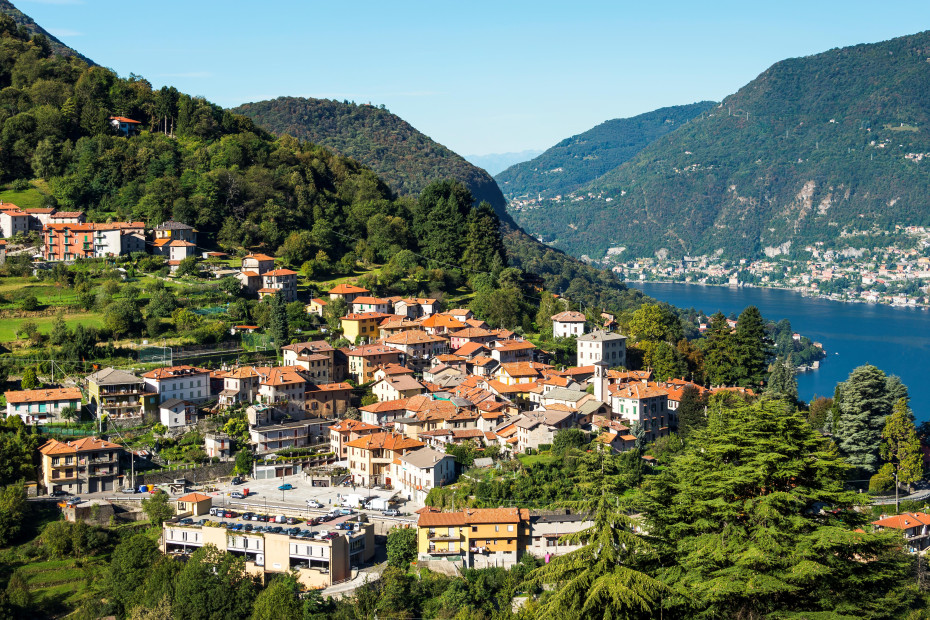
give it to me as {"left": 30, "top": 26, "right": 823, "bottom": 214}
{"left": 497, "top": 102, "right": 715, "bottom": 201}
{"left": 509, "top": 31, "right": 930, "bottom": 260}
{"left": 0, "top": 0, "right": 93, "bottom": 64}
{"left": 464, "top": 150, "right": 543, "bottom": 176}
{"left": 230, "top": 97, "right": 508, "bottom": 217}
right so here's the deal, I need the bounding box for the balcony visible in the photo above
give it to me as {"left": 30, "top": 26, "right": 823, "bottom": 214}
{"left": 427, "top": 548, "right": 462, "bottom": 556}
{"left": 428, "top": 535, "right": 461, "bottom": 542}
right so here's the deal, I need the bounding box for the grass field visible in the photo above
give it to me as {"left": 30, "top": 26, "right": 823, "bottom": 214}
{"left": 16, "top": 557, "right": 98, "bottom": 610}
{"left": 0, "top": 312, "right": 104, "bottom": 342}
{"left": 0, "top": 183, "right": 50, "bottom": 210}
{"left": 517, "top": 451, "right": 557, "bottom": 467}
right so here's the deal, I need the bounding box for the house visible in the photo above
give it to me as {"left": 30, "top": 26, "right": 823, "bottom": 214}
{"left": 345, "top": 432, "right": 424, "bottom": 487}
{"left": 142, "top": 365, "right": 211, "bottom": 404}
{"left": 153, "top": 220, "right": 196, "bottom": 243}
{"left": 394, "top": 298, "right": 439, "bottom": 319}
{"left": 43, "top": 222, "right": 146, "bottom": 260}
{"left": 328, "top": 283, "right": 370, "bottom": 304}
{"left": 249, "top": 418, "right": 333, "bottom": 454}
{"left": 48, "top": 211, "right": 85, "bottom": 225}
{"left": 109, "top": 116, "right": 141, "bottom": 136}
{"left": 204, "top": 433, "right": 232, "bottom": 459}
{"left": 38, "top": 437, "right": 125, "bottom": 494}
{"left": 341, "top": 313, "right": 388, "bottom": 343}
{"left": 346, "top": 344, "right": 402, "bottom": 383}
{"left": 384, "top": 330, "right": 449, "bottom": 371}
{"left": 417, "top": 507, "right": 530, "bottom": 569}
{"left": 176, "top": 492, "right": 212, "bottom": 516}
{"left": 305, "top": 382, "right": 352, "bottom": 418}
{"left": 359, "top": 398, "right": 410, "bottom": 427}
{"left": 5, "top": 387, "right": 82, "bottom": 424}
{"left": 379, "top": 316, "right": 424, "bottom": 339}
{"left": 259, "top": 268, "right": 298, "bottom": 302}
{"left": 306, "top": 298, "right": 328, "bottom": 317}
{"left": 446, "top": 308, "right": 474, "bottom": 321}
{"left": 577, "top": 330, "right": 627, "bottom": 368}
{"left": 419, "top": 313, "right": 467, "bottom": 335}
{"left": 515, "top": 410, "right": 575, "bottom": 453}
{"left": 257, "top": 366, "right": 309, "bottom": 413}
{"left": 608, "top": 383, "right": 670, "bottom": 442}
{"left": 526, "top": 510, "right": 593, "bottom": 559}
{"left": 496, "top": 362, "right": 546, "bottom": 386}
{"left": 448, "top": 328, "right": 496, "bottom": 351}
{"left": 392, "top": 447, "right": 456, "bottom": 504}
{"left": 351, "top": 296, "right": 393, "bottom": 315}
{"left": 330, "top": 418, "right": 383, "bottom": 460}
{"left": 0, "top": 205, "right": 28, "bottom": 238}
{"left": 159, "top": 398, "right": 197, "bottom": 428}
{"left": 240, "top": 253, "right": 275, "bottom": 275}
{"left": 871, "top": 512, "right": 930, "bottom": 553}
{"left": 282, "top": 340, "right": 334, "bottom": 382}
{"left": 372, "top": 374, "right": 425, "bottom": 402}
{"left": 86, "top": 368, "right": 155, "bottom": 420}
{"left": 217, "top": 366, "right": 263, "bottom": 407}
{"left": 490, "top": 339, "right": 536, "bottom": 364}
{"left": 152, "top": 238, "right": 197, "bottom": 262}
{"left": 162, "top": 520, "right": 374, "bottom": 589}
{"left": 551, "top": 311, "right": 587, "bottom": 338}
{"left": 236, "top": 270, "right": 262, "bottom": 295}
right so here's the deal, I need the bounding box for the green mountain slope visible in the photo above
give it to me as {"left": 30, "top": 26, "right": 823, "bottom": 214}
{"left": 0, "top": 0, "right": 92, "bottom": 64}
{"left": 496, "top": 101, "right": 714, "bottom": 200}
{"left": 513, "top": 31, "right": 930, "bottom": 260}
{"left": 230, "top": 97, "right": 508, "bottom": 216}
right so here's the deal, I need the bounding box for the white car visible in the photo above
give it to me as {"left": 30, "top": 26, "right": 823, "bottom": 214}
{"left": 306, "top": 500, "right": 323, "bottom": 509}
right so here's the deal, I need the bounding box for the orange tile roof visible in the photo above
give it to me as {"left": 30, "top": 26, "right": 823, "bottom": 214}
{"left": 109, "top": 116, "right": 140, "bottom": 123}
{"left": 178, "top": 492, "right": 211, "bottom": 503}
{"left": 418, "top": 507, "right": 528, "bottom": 527}
{"left": 264, "top": 268, "right": 296, "bottom": 276}
{"left": 142, "top": 365, "right": 210, "bottom": 380}
{"left": 5, "top": 387, "right": 81, "bottom": 404}
{"left": 551, "top": 311, "right": 586, "bottom": 322}
{"left": 39, "top": 436, "right": 122, "bottom": 455}
{"left": 307, "top": 382, "right": 352, "bottom": 392}
{"left": 559, "top": 366, "right": 595, "bottom": 376}
{"left": 494, "top": 340, "right": 536, "bottom": 351}
{"left": 343, "top": 312, "right": 390, "bottom": 321}
{"left": 331, "top": 419, "right": 382, "bottom": 433}
{"left": 243, "top": 253, "right": 274, "bottom": 261}
{"left": 360, "top": 398, "right": 410, "bottom": 412}
{"left": 384, "top": 330, "right": 446, "bottom": 345}
{"left": 450, "top": 327, "right": 494, "bottom": 338}
{"left": 347, "top": 344, "right": 400, "bottom": 358}
{"left": 872, "top": 512, "right": 930, "bottom": 530}
{"left": 609, "top": 383, "right": 669, "bottom": 400}
{"left": 329, "top": 283, "right": 370, "bottom": 295}
{"left": 499, "top": 362, "right": 541, "bottom": 377}
{"left": 419, "top": 314, "right": 467, "bottom": 330}
{"left": 344, "top": 432, "right": 423, "bottom": 451}
{"left": 454, "top": 342, "right": 490, "bottom": 357}
{"left": 352, "top": 296, "right": 390, "bottom": 305}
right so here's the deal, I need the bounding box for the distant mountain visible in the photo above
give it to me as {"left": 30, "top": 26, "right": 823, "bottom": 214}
{"left": 496, "top": 102, "right": 715, "bottom": 200}
{"left": 464, "top": 150, "right": 543, "bottom": 175}
{"left": 509, "top": 31, "right": 930, "bottom": 260}
{"left": 231, "top": 97, "right": 508, "bottom": 217}
{"left": 0, "top": 0, "right": 93, "bottom": 64}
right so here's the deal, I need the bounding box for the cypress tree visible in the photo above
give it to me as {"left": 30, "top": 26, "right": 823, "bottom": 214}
{"left": 268, "top": 292, "right": 288, "bottom": 349}
{"left": 676, "top": 386, "right": 706, "bottom": 438}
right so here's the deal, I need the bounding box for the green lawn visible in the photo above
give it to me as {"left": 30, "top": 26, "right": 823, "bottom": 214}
{"left": 0, "top": 183, "right": 50, "bottom": 210}
{"left": 517, "top": 451, "right": 557, "bottom": 467}
{"left": 0, "top": 312, "right": 104, "bottom": 342}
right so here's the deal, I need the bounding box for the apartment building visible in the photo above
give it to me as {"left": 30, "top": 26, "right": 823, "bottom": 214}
{"left": 259, "top": 269, "right": 298, "bottom": 302}
{"left": 417, "top": 507, "right": 530, "bottom": 569}
{"left": 4, "top": 387, "right": 82, "bottom": 424}
{"left": 551, "top": 311, "right": 586, "bottom": 338}
{"left": 345, "top": 344, "right": 402, "bottom": 383}
{"left": 249, "top": 418, "right": 333, "bottom": 454}
{"left": 142, "top": 365, "right": 211, "bottom": 404}
{"left": 86, "top": 368, "right": 155, "bottom": 419}
{"left": 329, "top": 418, "right": 383, "bottom": 460}
{"left": 304, "top": 382, "right": 352, "bottom": 418}
{"left": 43, "top": 222, "right": 146, "bottom": 260}
{"left": 38, "top": 437, "right": 125, "bottom": 494}
{"left": 391, "top": 447, "right": 456, "bottom": 504}
{"left": 282, "top": 340, "right": 334, "bottom": 382}
{"left": 577, "top": 330, "right": 627, "bottom": 368}
{"left": 384, "top": 330, "right": 449, "bottom": 371}
{"left": 345, "top": 432, "right": 424, "bottom": 487}
{"left": 608, "top": 383, "right": 671, "bottom": 442}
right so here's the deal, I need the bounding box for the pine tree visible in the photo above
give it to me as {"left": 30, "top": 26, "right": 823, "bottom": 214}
{"left": 527, "top": 451, "right": 666, "bottom": 618}
{"left": 732, "top": 305, "right": 771, "bottom": 388}
{"left": 703, "top": 312, "right": 736, "bottom": 386}
{"left": 835, "top": 364, "right": 896, "bottom": 476}
{"left": 642, "top": 398, "right": 917, "bottom": 618}
{"left": 764, "top": 356, "right": 798, "bottom": 402}
{"left": 676, "top": 386, "right": 706, "bottom": 438}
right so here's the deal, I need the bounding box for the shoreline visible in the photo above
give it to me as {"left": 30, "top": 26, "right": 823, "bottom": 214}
{"left": 627, "top": 279, "right": 930, "bottom": 310}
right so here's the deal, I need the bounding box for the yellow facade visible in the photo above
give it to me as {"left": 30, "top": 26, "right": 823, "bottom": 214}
{"left": 341, "top": 316, "right": 381, "bottom": 342}
{"left": 416, "top": 508, "right": 528, "bottom": 563}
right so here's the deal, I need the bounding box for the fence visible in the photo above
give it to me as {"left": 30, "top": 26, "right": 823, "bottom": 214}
{"left": 242, "top": 333, "right": 275, "bottom": 351}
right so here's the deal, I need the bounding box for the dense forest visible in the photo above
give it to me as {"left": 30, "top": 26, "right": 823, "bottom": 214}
{"left": 0, "top": 17, "right": 647, "bottom": 318}
{"left": 231, "top": 97, "right": 508, "bottom": 216}
{"left": 0, "top": 0, "right": 90, "bottom": 64}
{"left": 496, "top": 101, "right": 714, "bottom": 200}
{"left": 510, "top": 30, "right": 930, "bottom": 259}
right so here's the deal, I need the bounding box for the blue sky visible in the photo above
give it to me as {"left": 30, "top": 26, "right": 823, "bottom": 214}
{"left": 22, "top": 0, "right": 930, "bottom": 155}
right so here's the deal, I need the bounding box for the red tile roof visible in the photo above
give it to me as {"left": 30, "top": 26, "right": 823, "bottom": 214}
{"left": 5, "top": 387, "right": 81, "bottom": 404}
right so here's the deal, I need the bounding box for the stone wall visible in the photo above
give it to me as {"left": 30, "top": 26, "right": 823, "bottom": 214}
{"left": 137, "top": 461, "right": 235, "bottom": 485}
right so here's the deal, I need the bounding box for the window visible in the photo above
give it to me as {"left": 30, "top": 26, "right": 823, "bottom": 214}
{"left": 494, "top": 525, "right": 499, "bottom": 532}
{"left": 507, "top": 524, "right": 514, "bottom": 532}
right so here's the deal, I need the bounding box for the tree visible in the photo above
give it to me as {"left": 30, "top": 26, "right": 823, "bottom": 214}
{"left": 145, "top": 289, "right": 178, "bottom": 318}
{"left": 835, "top": 365, "right": 897, "bottom": 476}
{"left": 0, "top": 484, "right": 27, "bottom": 546}
{"left": 49, "top": 314, "right": 69, "bottom": 346}
{"left": 224, "top": 414, "right": 250, "bottom": 444}
{"left": 702, "top": 312, "right": 737, "bottom": 386}
{"left": 129, "top": 594, "right": 173, "bottom": 620}
{"left": 141, "top": 491, "right": 173, "bottom": 526}
{"left": 764, "top": 356, "right": 798, "bottom": 402}
{"left": 628, "top": 303, "right": 682, "bottom": 344}
{"left": 20, "top": 368, "right": 39, "bottom": 390}
{"left": 642, "top": 398, "right": 916, "bottom": 618}
{"left": 344, "top": 407, "right": 361, "bottom": 421}
{"left": 40, "top": 519, "right": 72, "bottom": 557}
{"left": 676, "top": 386, "right": 706, "bottom": 438}
{"left": 173, "top": 544, "right": 257, "bottom": 620}
{"left": 175, "top": 255, "right": 199, "bottom": 277}
{"left": 104, "top": 299, "right": 143, "bottom": 338}
{"left": 386, "top": 526, "right": 417, "bottom": 568}
{"left": 732, "top": 305, "right": 771, "bottom": 388}
{"left": 527, "top": 451, "right": 666, "bottom": 618}
{"left": 323, "top": 296, "right": 347, "bottom": 332}
{"left": 59, "top": 404, "right": 79, "bottom": 426}
{"left": 880, "top": 398, "right": 924, "bottom": 510}
{"left": 250, "top": 575, "right": 300, "bottom": 620}
{"left": 552, "top": 428, "right": 587, "bottom": 454}
{"left": 808, "top": 396, "right": 833, "bottom": 431}
{"left": 108, "top": 533, "right": 159, "bottom": 614}
{"left": 234, "top": 449, "right": 253, "bottom": 476}
{"left": 645, "top": 340, "right": 686, "bottom": 382}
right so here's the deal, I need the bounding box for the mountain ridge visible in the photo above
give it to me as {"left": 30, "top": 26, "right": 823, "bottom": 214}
{"left": 0, "top": 0, "right": 93, "bottom": 64}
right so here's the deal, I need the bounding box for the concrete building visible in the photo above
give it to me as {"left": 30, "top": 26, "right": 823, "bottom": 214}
{"left": 372, "top": 374, "right": 425, "bottom": 402}
{"left": 142, "top": 365, "right": 211, "bottom": 404}
{"left": 38, "top": 437, "right": 125, "bottom": 494}
{"left": 282, "top": 341, "right": 334, "bottom": 382}
{"left": 383, "top": 330, "right": 449, "bottom": 371}
{"left": 0, "top": 206, "right": 29, "bottom": 238}
{"left": 86, "top": 368, "right": 155, "bottom": 420}
{"left": 328, "top": 283, "right": 370, "bottom": 304}
{"left": 159, "top": 398, "right": 197, "bottom": 428}
{"left": 392, "top": 447, "right": 455, "bottom": 504}
{"left": 576, "top": 330, "right": 627, "bottom": 368}
{"left": 330, "top": 418, "right": 383, "bottom": 460}
{"left": 304, "top": 382, "right": 352, "bottom": 418}
{"left": 4, "top": 387, "right": 82, "bottom": 424}
{"left": 259, "top": 269, "right": 298, "bottom": 302}
{"left": 153, "top": 220, "right": 196, "bottom": 243}
{"left": 417, "top": 507, "right": 530, "bottom": 569}
{"left": 345, "top": 345, "right": 402, "bottom": 383}
{"left": 608, "top": 383, "right": 670, "bottom": 443}
{"left": 176, "top": 492, "right": 212, "bottom": 516}
{"left": 551, "top": 311, "right": 586, "bottom": 338}
{"left": 345, "top": 432, "right": 424, "bottom": 487}
{"left": 205, "top": 433, "right": 232, "bottom": 459}
{"left": 249, "top": 418, "right": 333, "bottom": 454}
{"left": 240, "top": 253, "right": 275, "bottom": 275}
{"left": 526, "top": 510, "right": 593, "bottom": 560}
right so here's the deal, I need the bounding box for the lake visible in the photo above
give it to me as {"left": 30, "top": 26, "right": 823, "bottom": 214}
{"left": 629, "top": 282, "right": 930, "bottom": 421}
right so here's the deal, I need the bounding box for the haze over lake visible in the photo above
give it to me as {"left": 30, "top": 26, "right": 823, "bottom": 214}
{"left": 630, "top": 282, "right": 930, "bottom": 421}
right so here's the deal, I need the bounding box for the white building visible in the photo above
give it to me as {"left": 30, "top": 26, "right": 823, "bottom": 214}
{"left": 142, "top": 365, "right": 211, "bottom": 404}
{"left": 4, "top": 387, "right": 82, "bottom": 424}
{"left": 551, "top": 311, "right": 586, "bottom": 338}
{"left": 576, "top": 330, "right": 627, "bottom": 368}
{"left": 159, "top": 398, "right": 196, "bottom": 428}
{"left": 0, "top": 208, "right": 29, "bottom": 238}
{"left": 391, "top": 447, "right": 456, "bottom": 504}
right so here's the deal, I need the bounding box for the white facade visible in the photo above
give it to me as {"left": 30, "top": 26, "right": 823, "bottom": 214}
{"left": 576, "top": 330, "right": 627, "bottom": 368}
{"left": 144, "top": 368, "right": 211, "bottom": 404}
{"left": 392, "top": 447, "right": 456, "bottom": 504}
{"left": 0, "top": 210, "right": 29, "bottom": 238}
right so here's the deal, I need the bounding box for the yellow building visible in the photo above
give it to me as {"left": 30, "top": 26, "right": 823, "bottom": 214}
{"left": 341, "top": 312, "right": 386, "bottom": 343}
{"left": 417, "top": 507, "right": 530, "bottom": 569}
{"left": 176, "top": 492, "right": 212, "bottom": 516}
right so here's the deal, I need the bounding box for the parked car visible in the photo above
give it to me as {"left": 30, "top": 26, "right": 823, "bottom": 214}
{"left": 339, "top": 508, "right": 355, "bottom": 515}
{"left": 286, "top": 517, "right": 301, "bottom": 525}
{"left": 230, "top": 492, "right": 244, "bottom": 499}
{"left": 66, "top": 497, "right": 82, "bottom": 506}
{"left": 243, "top": 524, "right": 253, "bottom": 532}
{"left": 179, "top": 518, "right": 194, "bottom": 525}
{"left": 270, "top": 526, "right": 283, "bottom": 534}
{"left": 277, "top": 483, "right": 294, "bottom": 491}
{"left": 209, "top": 508, "right": 222, "bottom": 517}
{"left": 231, "top": 477, "right": 242, "bottom": 485}
{"left": 383, "top": 509, "right": 400, "bottom": 517}
{"left": 50, "top": 490, "right": 68, "bottom": 497}
{"left": 306, "top": 500, "right": 323, "bottom": 509}
{"left": 196, "top": 519, "right": 207, "bottom": 526}
{"left": 119, "top": 487, "right": 136, "bottom": 494}
{"left": 223, "top": 511, "right": 237, "bottom": 518}
{"left": 241, "top": 512, "right": 254, "bottom": 521}
{"left": 308, "top": 517, "right": 321, "bottom": 526}
{"left": 324, "top": 532, "right": 340, "bottom": 540}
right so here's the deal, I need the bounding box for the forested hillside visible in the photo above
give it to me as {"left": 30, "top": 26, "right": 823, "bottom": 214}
{"left": 496, "top": 101, "right": 714, "bottom": 200}
{"left": 231, "top": 97, "right": 508, "bottom": 216}
{"left": 0, "top": 0, "right": 91, "bottom": 64}
{"left": 0, "top": 15, "right": 644, "bottom": 317}
{"left": 511, "top": 31, "right": 930, "bottom": 259}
